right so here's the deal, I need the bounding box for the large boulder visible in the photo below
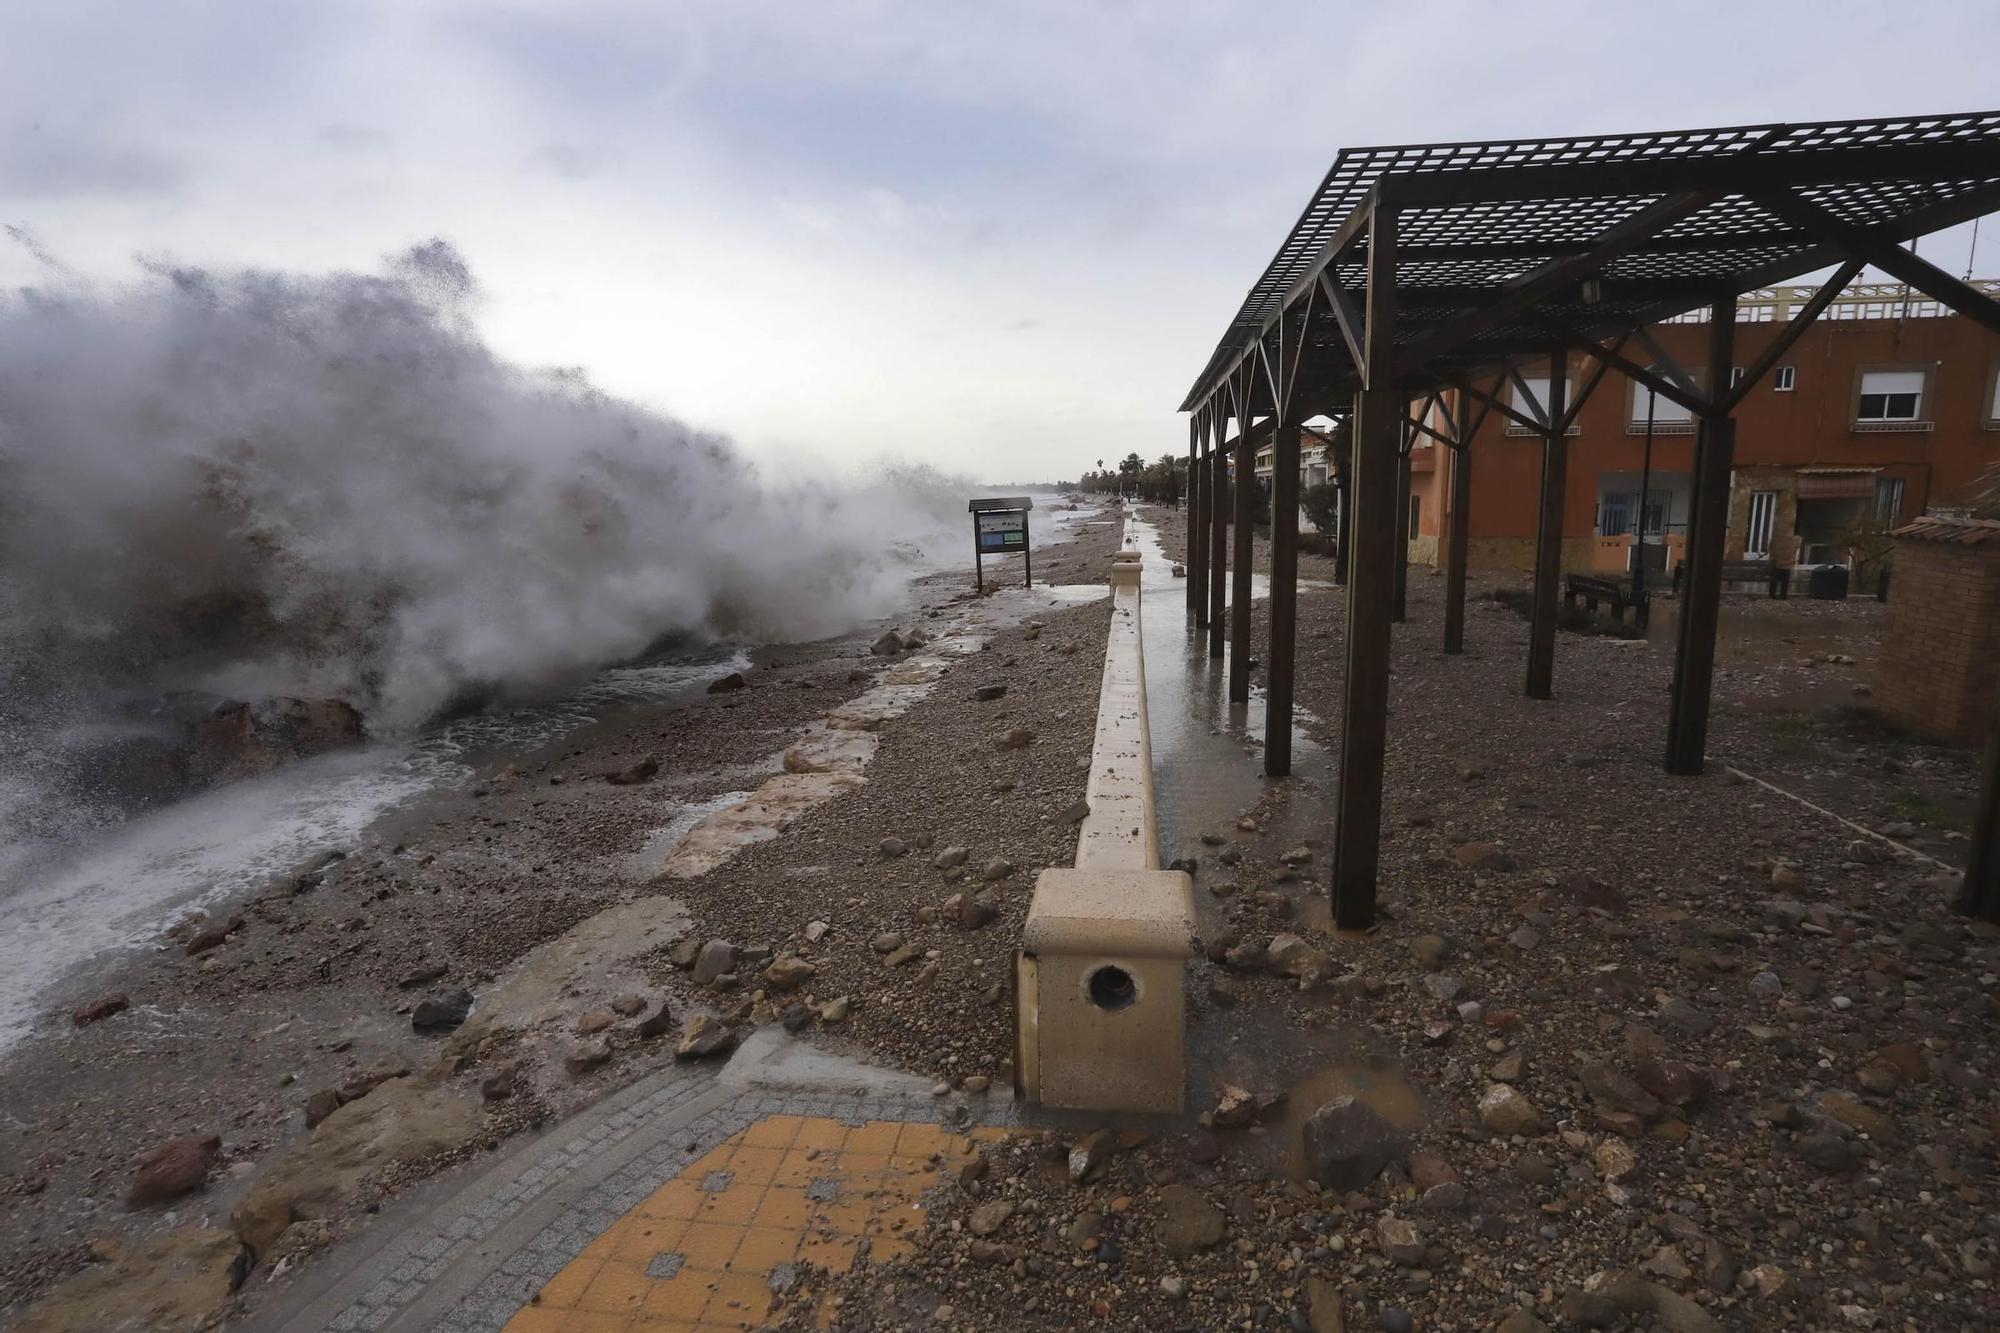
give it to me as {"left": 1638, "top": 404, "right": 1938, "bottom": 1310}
{"left": 1155, "top": 1184, "right": 1226, "bottom": 1257}
{"left": 232, "top": 1077, "right": 482, "bottom": 1258}
{"left": 14, "top": 1227, "right": 248, "bottom": 1333}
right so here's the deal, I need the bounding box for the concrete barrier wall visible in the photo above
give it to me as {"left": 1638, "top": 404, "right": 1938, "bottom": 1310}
{"left": 1072, "top": 545, "right": 1157, "bottom": 871}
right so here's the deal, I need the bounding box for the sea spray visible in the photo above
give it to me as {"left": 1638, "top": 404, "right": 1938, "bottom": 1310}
{"left": 0, "top": 240, "right": 964, "bottom": 867}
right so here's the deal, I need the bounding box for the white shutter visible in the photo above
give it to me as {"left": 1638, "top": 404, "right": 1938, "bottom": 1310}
{"left": 1859, "top": 370, "right": 1924, "bottom": 396}
{"left": 1629, "top": 379, "right": 1693, "bottom": 423}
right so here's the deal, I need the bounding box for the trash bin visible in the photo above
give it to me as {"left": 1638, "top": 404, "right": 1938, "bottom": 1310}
{"left": 1807, "top": 565, "right": 1850, "bottom": 600}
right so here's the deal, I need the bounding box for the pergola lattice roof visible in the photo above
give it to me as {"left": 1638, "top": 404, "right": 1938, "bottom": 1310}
{"left": 1180, "top": 112, "right": 2000, "bottom": 414}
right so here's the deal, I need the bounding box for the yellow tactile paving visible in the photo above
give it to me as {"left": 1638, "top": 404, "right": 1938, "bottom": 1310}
{"left": 504, "top": 1116, "right": 998, "bottom": 1333}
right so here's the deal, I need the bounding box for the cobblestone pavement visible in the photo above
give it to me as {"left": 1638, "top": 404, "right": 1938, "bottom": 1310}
{"left": 247, "top": 1032, "right": 1030, "bottom": 1333}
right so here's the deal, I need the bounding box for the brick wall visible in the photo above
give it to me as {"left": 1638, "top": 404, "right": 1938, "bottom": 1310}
{"left": 1874, "top": 536, "right": 2000, "bottom": 745}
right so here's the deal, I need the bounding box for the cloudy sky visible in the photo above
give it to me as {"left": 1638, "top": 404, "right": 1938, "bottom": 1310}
{"left": 4, "top": 0, "right": 1996, "bottom": 479}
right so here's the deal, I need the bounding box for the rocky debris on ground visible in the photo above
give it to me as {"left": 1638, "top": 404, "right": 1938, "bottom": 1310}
{"left": 706, "top": 672, "right": 747, "bottom": 694}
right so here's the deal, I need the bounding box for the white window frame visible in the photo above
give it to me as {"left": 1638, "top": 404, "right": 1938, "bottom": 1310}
{"left": 1855, "top": 368, "right": 1925, "bottom": 423}
{"left": 1773, "top": 366, "right": 1796, "bottom": 392}
{"left": 1745, "top": 490, "right": 1777, "bottom": 560}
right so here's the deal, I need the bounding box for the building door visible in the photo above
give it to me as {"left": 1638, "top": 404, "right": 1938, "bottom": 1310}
{"left": 1745, "top": 490, "right": 1777, "bottom": 560}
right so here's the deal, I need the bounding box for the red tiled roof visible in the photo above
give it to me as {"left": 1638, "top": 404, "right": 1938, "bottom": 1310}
{"left": 1892, "top": 516, "right": 2000, "bottom": 546}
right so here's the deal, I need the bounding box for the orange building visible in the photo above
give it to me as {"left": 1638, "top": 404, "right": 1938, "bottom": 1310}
{"left": 1407, "top": 280, "right": 2000, "bottom": 578}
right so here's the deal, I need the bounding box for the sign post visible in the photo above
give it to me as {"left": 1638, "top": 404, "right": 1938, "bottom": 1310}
{"left": 969, "top": 496, "right": 1034, "bottom": 594}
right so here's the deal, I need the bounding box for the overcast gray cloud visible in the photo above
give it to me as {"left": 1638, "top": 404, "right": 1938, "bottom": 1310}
{"left": 2, "top": 0, "right": 1995, "bottom": 477}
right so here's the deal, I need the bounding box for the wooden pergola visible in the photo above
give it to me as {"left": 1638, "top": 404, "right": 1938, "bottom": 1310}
{"left": 1178, "top": 111, "right": 2000, "bottom": 928}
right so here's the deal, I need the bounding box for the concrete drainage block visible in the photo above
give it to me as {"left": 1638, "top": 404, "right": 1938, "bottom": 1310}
{"left": 1015, "top": 866, "right": 1194, "bottom": 1115}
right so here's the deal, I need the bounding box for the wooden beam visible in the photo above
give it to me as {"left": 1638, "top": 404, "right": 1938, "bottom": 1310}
{"left": 1209, "top": 402, "right": 1228, "bottom": 657}
{"left": 1665, "top": 293, "right": 1740, "bottom": 774}
{"left": 1442, "top": 390, "right": 1474, "bottom": 655}
{"left": 1723, "top": 259, "right": 1862, "bottom": 412}
{"left": 1525, "top": 347, "right": 1570, "bottom": 700}
{"left": 1631, "top": 325, "right": 1704, "bottom": 401}
{"left": 1567, "top": 336, "right": 1710, "bottom": 418}
{"left": 1559, "top": 333, "right": 1625, "bottom": 433}
{"left": 1332, "top": 204, "right": 1398, "bottom": 930}
{"left": 1960, "top": 685, "right": 2000, "bottom": 922}
{"left": 1755, "top": 188, "right": 2000, "bottom": 337}
{"left": 1319, "top": 271, "right": 1366, "bottom": 372}
{"left": 1458, "top": 376, "right": 1545, "bottom": 434}
{"left": 1266, "top": 325, "right": 1304, "bottom": 776}
{"left": 1186, "top": 413, "right": 1202, "bottom": 617}
{"left": 1394, "top": 192, "right": 1715, "bottom": 377}
{"left": 1230, "top": 360, "right": 1257, "bottom": 702}
{"left": 1506, "top": 368, "right": 1550, "bottom": 428}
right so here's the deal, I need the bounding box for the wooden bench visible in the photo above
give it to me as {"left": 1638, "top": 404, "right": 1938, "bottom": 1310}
{"left": 1720, "top": 560, "right": 1790, "bottom": 597}
{"left": 1671, "top": 560, "right": 1791, "bottom": 598}
{"left": 1564, "top": 573, "right": 1647, "bottom": 627}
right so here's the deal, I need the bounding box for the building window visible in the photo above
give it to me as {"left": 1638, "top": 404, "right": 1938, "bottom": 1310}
{"left": 1598, "top": 492, "right": 1633, "bottom": 538}
{"left": 1629, "top": 376, "right": 1694, "bottom": 424}
{"left": 1730, "top": 366, "right": 1744, "bottom": 386}
{"left": 1408, "top": 494, "right": 1421, "bottom": 537}
{"left": 1773, "top": 366, "right": 1796, "bottom": 392}
{"left": 1856, "top": 369, "right": 1924, "bottom": 422}
{"left": 1988, "top": 362, "right": 2000, "bottom": 426}
{"left": 1874, "top": 476, "right": 1905, "bottom": 525}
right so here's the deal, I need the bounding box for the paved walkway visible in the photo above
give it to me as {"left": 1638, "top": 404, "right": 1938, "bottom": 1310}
{"left": 250, "top": 1033, "right": 1030, "bottom": 1333}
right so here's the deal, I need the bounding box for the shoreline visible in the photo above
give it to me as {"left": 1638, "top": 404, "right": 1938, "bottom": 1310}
{"left": 0, "top": 506, "right": 1126, "bottom": 1321}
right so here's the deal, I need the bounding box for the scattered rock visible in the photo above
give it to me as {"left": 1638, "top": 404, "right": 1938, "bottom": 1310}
{"left": 675, "top": 1013, "right": 739, "bottom": 1060}
{"left": 1376, "top": 1213, "right": 1426, "bottom": 1266}
{"left": 705, "top": 672, "right": 746, "bottom": 694}
{"left": 604, "top": 758, "right": 660, "bottom": 785}
{"left": 1478, "top": 1084, "right": 1541, "bottom": 1136}
{"left": 396, "top": 963, "right": 447, "bottom": 990}
{"left": 974, "top": 684, "right": 1007, "bottom": 702}
{"left": 127, "top": 1135, "right": 221, "bottom": 1208}
{"left": 762, "top": 956, "right": 818, "bottom": 992}
{"left": 691, "top": 940, "right": 738, "bottom": 986}
{"left": 933, "top": 846, "right": 969, "bottom": 870}
{"left": 565, "top": 1039, "right": 611, "bottom": 1076}
{"left": 636, "top": 1002, "right": 676, "bottom": 1040}
{"left": 72, "top": 993, "right": 130, "bottom": 1027}
{"left": 879, "top": 837, "right": 908, "bottom": 859}
{"left": 411, "top": 987, "right": 473, "bottom": 1034}
{"left": 1068, "top": 1129, "right": 1117, "bottom": 1183}
{"left": 1156, "top": 1184, "right": 1226, "bottom": 1257}
{"left": 1301, "top": 1096, "right": 1406, "bottom": 1191}
{"left": 575, "top": 1008, "right": 615, "bottom": 1035}
{"left": 996, "top": 727, "right": 1036, "bottom": 750}
{"left": 871, "top": 631, "right": 903, "bottom": 656}
{"left": 968, "top": 1199, "right": 1015, "bottom": 1236}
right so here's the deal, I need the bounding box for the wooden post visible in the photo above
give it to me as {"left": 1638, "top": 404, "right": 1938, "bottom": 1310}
{"left": 1332, "top": 205, "right": 1397, "bottom": 931}
{"left": 1229, "top": 394, "right": 1256, "bottom": 703}
{"left": 1333, "top": 453, "right": 1351, "bottom": 586}
{"left": 1960, "top": 684, "right": 2000, "bottom": 922}
{"left": 972, "top": 510, "right": 984, "bottom": 595}
{"left": 1186, "top": 415, "right": 1202, "bottom": 618}
{"left": 1391, "top": 435, "right": 1412, "bottom": 623}
{"left": 1665, "top": 295, "right": 1738, "bottom": 773}
{"left": 1525, "top": 349, "right": 1570, "bottom": 700}
{"left": 1443, "top": 415, "right": 1472, "bottom": 654}
{"left": 1267, "top": 414, "right": 1301, "bottom": 774}
{"left": 1209, "top": 411, "right": 1228, "bottom": 657}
